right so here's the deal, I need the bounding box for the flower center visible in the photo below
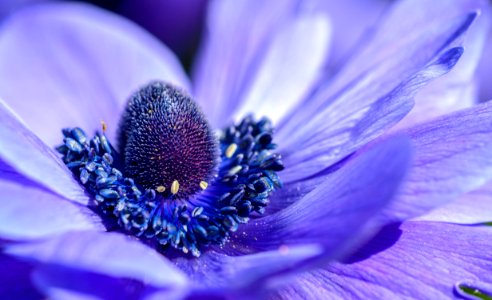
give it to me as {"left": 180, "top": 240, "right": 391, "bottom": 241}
{"left": 56, "top": 81, "right": 284, "bottom": 257}
{"left": 117, "top": 82, "right": 218, "bottom": 199}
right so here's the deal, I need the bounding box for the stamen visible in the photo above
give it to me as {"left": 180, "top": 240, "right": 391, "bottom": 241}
{"left": 171, "top": 180, "right": 180, "bottom": 195}
{"left": 100, "top": 120, "right": 107, "bottom": 133}
{"left": 225, "top": 143, "right": 237, "bottom": 158}
{"left": 199, "top": 181, "right": 208, "bottom": 190}
{"left": 228, "top": 165, "right": 242, "bottom": 176}
{"left": 57, "top": 83, "right": 284, "bottom": 257}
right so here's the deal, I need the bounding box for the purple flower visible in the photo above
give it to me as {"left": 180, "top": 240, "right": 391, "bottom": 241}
{"left": 0, "top": 0, "right": 492, "bottom": 299}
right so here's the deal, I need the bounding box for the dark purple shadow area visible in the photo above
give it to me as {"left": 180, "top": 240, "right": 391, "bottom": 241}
{"left": 33, "top": 263, "right": 158, "bottom": 300}
{"left": 119, "top": 0, "right": 207, "bottom": 70}
{"left": 0, "top": 253, "right": 43, "bottom": 299}
{"left": 342, "top": 222, "right": 402, "bottom": 264}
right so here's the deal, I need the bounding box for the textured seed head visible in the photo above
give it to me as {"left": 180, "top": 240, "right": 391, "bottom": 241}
{"left": 118, "top": 82, "right": 218, "bottom": 199}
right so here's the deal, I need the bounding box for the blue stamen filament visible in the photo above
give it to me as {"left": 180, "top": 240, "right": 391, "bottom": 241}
{"left": 56, "top": 83, "right": 284, "bottom": 257}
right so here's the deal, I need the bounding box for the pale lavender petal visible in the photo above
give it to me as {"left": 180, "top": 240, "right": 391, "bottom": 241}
{"left": 271, "top": 221, "right": 492, "bottom": 299}
{"left": 0, "top": 2, "right": 189, "bottom": 147}
{"left": 325, "top": 0, "right": 487, "bottom": 87}
{"left": 0, "top": 157, "right": 43, "bottom": 189}
{"left": 192, "top": 0, "right": 300, "bottom": 127}
{"left": 315, "top": 0, "right": 390, "bottom": 74}
{"left": 277, "top": 1, "right": 478, "bottom": 183}
{"left": 0, "top": 180, "right": 101, "bottom": 241}
{"left": 232, "top": 12, "right": 331, "bottom": 125}
{"left": 477, "top": 23, "right": 492, "bottom": 101}
{"left": 384, "top": 101, "right": 492, "bottom": 222}
{"left": 415, "top": 181, "right": 492, "bottom": 224}
{"left": 5, "top": 231, "right": 188, "bottom": 290}
{"left": 228, "top": 136, "right": 411, "bottom": 258}
{"left": 0, "top": 99, "right": 88, "bottom": 204}
{"left": 393, "top": 0, "right": 491, "bottom": 130}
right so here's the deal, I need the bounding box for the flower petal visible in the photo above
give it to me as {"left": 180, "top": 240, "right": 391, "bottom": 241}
{"left": 231, "top": 12, "right": 331, "bottom": 125}
{"left": 393, "top": 0, "right": 492, "bottom": 130}
{"left": 193, "top": 0, "right": 302, "bottom": 126}
{"left": 384, "top": 100, "right": 492, "bottom": 222}
{"left": 0, "top": 99, "right": 88, "bottom": 204}
{"left": 31, "top": 265, "right": 185, "bottom": 300}
{"left": 229, "top": 136, "right": 412, "bottom": 257}
{"left": 271, "top": 221, "right": 492, "bottom": 299}
{"left": 5, "top": 231, "right": 188, "bottom": 290}
{"left": 6, "top": 232, "right": 323, "bottom": 299}
{"left": 172, "top": 245, "right": 323, "bottom": 298}
{"left": 477, "top": 22, "right": 492, "bottom": 101}
{"left": 0, "top": 2, "right": 189, "bottom": 147}
{"left": 415, "top": 181, "right": 492, "bottom": 224}
{"left": 0, "top": 253, "right": 41, "bottom": 299}
{"left": 277, "top": 3, "right": 477, "bottom": 183}
{"left": 315, "top": 0, "right": 389, "bottom": 74}
{"left": 0, "top": 179, "right": 101, "bottom": 241}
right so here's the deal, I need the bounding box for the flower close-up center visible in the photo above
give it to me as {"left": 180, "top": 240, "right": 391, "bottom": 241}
{"left": 56, "top": 81, "right": 284, "bottom": 257}
{"left": 118, "top": 82, "right": 218, "bottom": 199}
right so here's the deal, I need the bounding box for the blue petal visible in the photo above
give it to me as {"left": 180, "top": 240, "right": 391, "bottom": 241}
{"left": 0, "top": 2, "right": 190, "bottom": 147}
{"left": 477, "top": 17, "right": 492, "bottom": 101}
{"left": 173, "top": 245, "right": 323, "bottom": 298}
{"left": 393, "top": 0, "right": 492, "bottom": 129}
{"left": 231, "top": 13, "right": 331, "bottom": 126}
{"left": 5, "top": 231, "right": 188, "bottom": 290}
{"left": 277, "top": 3, "right": 478, "bottom": 183}
{"left": 0, "top": 100, "right": 88, "bottom": 204}
{"left": 383, "top": 100, "right": 492, "bottom": 222}
{"left": 228, "top": 136, "right": 412, "bottom": 258}
{"left": 31, "top": 265, "right": 183, "bottom": 300}
{"left": 272, "top": 221, "right": 492, "bottom": 299}
{"left": 6, "top": 231, "right": 324, "bottom": 299}
{"left": 0, "top": 253, "right": 42, "bottom": 299}
{"left": 314, "top": 0, "right": 389, "bottom": 75}
{"left": 416, "top": 181, "right": 492, "bottom": 224}
{"left": 0, "top": 179, "right": 101, "bottom": 241}
{"left": 193, "top": 0, "right": 329, "bottom": 127}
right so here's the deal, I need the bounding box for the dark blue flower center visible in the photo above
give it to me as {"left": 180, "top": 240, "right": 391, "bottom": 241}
{"left": 57, "top": 81, "right": 284, "bottom": 257}
{"left": 117, "top": 82, "right": 218, "bottom": 199}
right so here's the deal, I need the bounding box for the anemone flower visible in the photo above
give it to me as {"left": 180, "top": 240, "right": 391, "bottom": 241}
{"left": 1, "top": 0, "right": 492, "bottom": 299}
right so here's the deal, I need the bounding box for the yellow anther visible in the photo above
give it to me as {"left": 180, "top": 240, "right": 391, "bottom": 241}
{"left": 156, "top": 186, "right": 166, "bottom": 193}
{"left": 225, "top": 143, "right": 238, "bottom": 158}
{"left": 101, "top": 120, "right": 107, "bottom": 132}
{"left": 199, "top": 181, "right": 208, "bottom": 190}
{"left": 171, "top": 180, "right": 180, "bottom": 195}
{"left": 228, "top": 165, "right": 242, "bottom": 176}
